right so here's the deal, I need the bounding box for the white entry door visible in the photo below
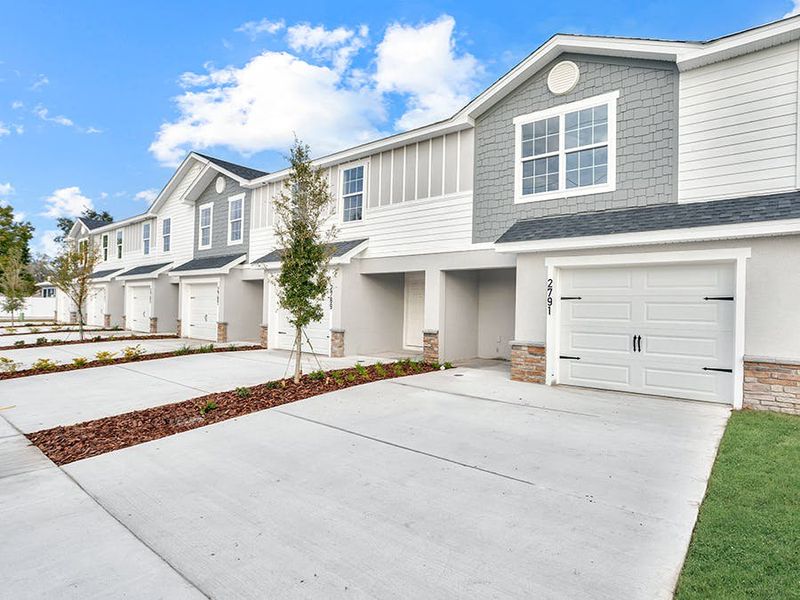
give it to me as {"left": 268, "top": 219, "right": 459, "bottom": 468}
{"left": 87, "top": 286, "right": 106, "bottom": 327}
{"left": 557, "top": 262, "right": 735, "bottom": 403}
{"left": 404, "top": 272, "right": 425, "bottom": 349}
{"left": 127, "top": 285, "right": 151, "bottom": 332}
{"left": 276, "top": 299, "right": 332, "bottom": 355}
{"left": 187, "top": 283, "right": 218, "bottom": 341}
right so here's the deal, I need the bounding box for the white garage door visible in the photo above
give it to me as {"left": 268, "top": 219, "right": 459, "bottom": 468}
{"left": 127, "top": 285, "right": 151, "bottom": 332}
{"left": 558, "top": 262, "right": 735, "bottom": 403}
{"left": 276, "top": 299, "right": 332, "bottom": 355}
{"left": 86, "top": 286, "right": 106, "bottom": 327}
{"left": 187, "top": 283, "right": 218, "bottom": 341}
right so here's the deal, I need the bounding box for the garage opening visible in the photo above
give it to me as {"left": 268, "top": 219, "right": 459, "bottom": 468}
{"left": 126, "top": 284, "right": 152, "bottom": 333}
{"left": 187, "top": 282, "right": 218, "bottom": 341}
{"left": 556, "top": 261, "right": 735, "bottom": 403}
{"left": 276, "top": 296, "right": 332, "bottom": 355}
{"left": 86, "top": 286, "right": 106, "bottom": 327}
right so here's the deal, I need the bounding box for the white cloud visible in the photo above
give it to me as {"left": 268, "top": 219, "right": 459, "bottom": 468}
{"left": 41, "top": 186, "right": 93, "bottom": 218}
{"left": 99, "top": 191, "right": 109, "bottom": 199}
{"left": 374, "top": 15, "right": 482, "bottom": 130}
{"left": 786, "top": 1, "right": 800, "bottom": 17}
{"left": 287, "top": 23, "right": 368, "bottom": 72}
{"left": 31, "top": 74, "right": 49, "bottom": 90}
{"left": 14, "top": 124, "right": 24, "bottom": 135}
{"left": 236, "top": 18, "right": 285, "bottom": 39}
{"left": 150, "top": 51, "right": 384, "bottom": 166}
{"left": 86, "top": 126, "right": 103, "bottom": 134}
{"left": 0, "top": 122, "right": 9, "bottom": 137}
{"left": 0, "top": 182, "right": 13, "bottom": 196}
{"left": 13, "top": 210, "right": 26, "bottom": 222}
{"left": 11, "top": 100, "right": 23, "bottom": 109}
{"left": 134, "top": 188, "right": 159, "bottom": 203}
{"left": 36, "top": 230, "right": 61, "bottom": 256}
{"left": 35, "top": 105, "right": 74, "bottom": 127}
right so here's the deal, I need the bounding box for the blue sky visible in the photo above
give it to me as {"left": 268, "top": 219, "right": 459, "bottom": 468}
{"left": 0, "top": 0, "right": 796, "bottom": 255}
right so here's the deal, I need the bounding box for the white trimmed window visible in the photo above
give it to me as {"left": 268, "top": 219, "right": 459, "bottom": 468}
{"left": 162, "top": 218, "right": 171, "bottom": 252}
{"left": 228, "top": 194, "right": 244, "bottom": 245}
{"left": 116, "top": 229, "right": 123, "bottom": 259}
{"left": 142, "top": 222, "right": 151, "bottom": 255}
{"left": 101, "top": 234, "right": 109, "bottom": 261}
{"left": 342, "top": 165, "right": 364, "bottom": 222}
{"left": 514, "top": 90, "right": 618, "bottom": 203}
{"left": 199, "top": 203, "right": 213, "bottom": 249}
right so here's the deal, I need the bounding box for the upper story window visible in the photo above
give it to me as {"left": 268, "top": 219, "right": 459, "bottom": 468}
{"left": 162, "top": 218, "right": 171, "bottom": 252}
{"left": 514, "top": 90, "right": 618, "bottom": 204}
{"left": 342, "top": 165, "right": 364, "bottom": 223}
{"left": 142, "top": 222, "right": 151, "bottom": 255}
{"left": 199, "top": 203, "right": 213, "bottom": 249}
{"left": 101, "top": 234, "right": 109, "bottom": 261}
{"left": 228, "top": 194, "right": 244, "bottom": 245}
{"left": 116, "top": 229, "right": 123, "bottom": 259}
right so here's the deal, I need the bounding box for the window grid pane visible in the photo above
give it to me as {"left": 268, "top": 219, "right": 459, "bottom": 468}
{"left": 521, "top": 116, "right": 559, "bottom": 159}
{"left": 565, "top": 104, "right": 608, "bottom": 150}
{"left": 522, "top": 156, "right": 559, "bottom": 195}
{"left": 342, "top": 166, "right": 364, "bottom": 222}
{"left": 566, "top": 147, "right": 608, "bottom": 189}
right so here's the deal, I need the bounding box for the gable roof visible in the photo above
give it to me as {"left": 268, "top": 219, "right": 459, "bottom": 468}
{"left": 117, "top": 262, "right": 172, "bottom": 278}
{"left": 171, "top": 253, "right": 247, "bottom": 274}
{"left": 77, "top": 216, "right": 111, "bottom": 231}
{"left": 253, "top": 239, "right": 369, "bottom": 264}
{"left": 495, "top": 191, "right": 800, "bottom": 245}
{"left": 193, "top": 153, "right": 269, "bottom": 181}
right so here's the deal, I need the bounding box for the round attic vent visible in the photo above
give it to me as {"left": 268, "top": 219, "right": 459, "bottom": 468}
{"left": 215, "top": 176, "right": 225, "bottom": 194}
{"left": 547, "top": 61, "right": 580, "bottom": 95}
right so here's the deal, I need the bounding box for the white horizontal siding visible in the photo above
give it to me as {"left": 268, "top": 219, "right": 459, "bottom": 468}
{"left": 679, "top": 41, "right": 799, "bottom": 202}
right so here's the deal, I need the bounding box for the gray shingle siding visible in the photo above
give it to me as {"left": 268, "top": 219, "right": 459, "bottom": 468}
{"left": 193, "top": 175, "right": 251, "bottom": 259}
{"left": 473, "top": 54, "right": 678, "bottom": 243}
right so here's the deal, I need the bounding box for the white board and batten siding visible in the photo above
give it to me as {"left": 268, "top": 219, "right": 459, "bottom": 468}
{"left": 679, "top": 41, "right": 800, "bottom": 202}
{"left": 249, "top": 129, "right": 475, "bottom": 259}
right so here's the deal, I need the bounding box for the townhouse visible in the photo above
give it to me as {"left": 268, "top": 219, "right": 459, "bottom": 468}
{"left": 63, "top": 15, "right": 800, "bottom": 413}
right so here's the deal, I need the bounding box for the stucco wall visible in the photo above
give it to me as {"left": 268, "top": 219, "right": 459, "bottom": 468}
{"left": 340, "top": 268, "right": 405, "bottom": 355}
{"left": 443, "top": 270, "right": 479, "bottom": 362}
{"left": 193, "top": 175, "right": 251, "bottom": 259}
{"left": 473, "top": 53, "right": 678, "bottom": 242}
{"left": 477, "top": 268, "right": 516, "bottom": 359}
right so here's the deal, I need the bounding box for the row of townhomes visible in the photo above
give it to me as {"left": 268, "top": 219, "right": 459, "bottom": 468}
{"left": 61, "top": 16, "right": 800, "bottom": 414}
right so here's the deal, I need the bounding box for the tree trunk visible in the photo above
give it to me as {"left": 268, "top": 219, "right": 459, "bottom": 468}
{"left": 10, "top": 310, "right": 14, "bottom": 327}
{"left": 294, "top": 325, "right": 302, "bottom": 383}
{"left": 78, "top": 307, "right": 85, "bottom": 341}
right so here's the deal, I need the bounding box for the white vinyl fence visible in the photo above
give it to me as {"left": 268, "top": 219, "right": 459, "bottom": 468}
{"left": 0, "top": 297, "right": 57, "bottom": 321}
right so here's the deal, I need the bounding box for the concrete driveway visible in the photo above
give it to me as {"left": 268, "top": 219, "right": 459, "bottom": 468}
{"left": 2, "top": 360, "right": 731, "bottom": 599}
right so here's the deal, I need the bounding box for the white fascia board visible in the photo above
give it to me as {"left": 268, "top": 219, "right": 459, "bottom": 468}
{"left": 189, "top": 153, "right": 251, "bottom": 186}
{"left": 495, "top": 218, "right": 800, "bottom": 254}
{"left": 88, "top": 213, "right": 152, "bottom": 236}
{"left": 148, "top": 154, "right": 201, "bottom": 213}
{"left": 67, "top": 220, "right": 88, "bottom": 240}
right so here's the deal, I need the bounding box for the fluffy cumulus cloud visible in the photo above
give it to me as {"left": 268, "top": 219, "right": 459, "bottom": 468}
{"left": 41, "top": 186, "right": 93, "bottom": 218}
{"left": 150, "top": 14, "right": 483, "bottom": 166}
{"left": 34, "top": 105, "right": 74, "bottom": 127}
{"left": 0, "top": 182, "right": 14, "bottom": 196}
{"left": 36, "top": 230, "right": 61, "bottom": 256}
{"left": 0, "top": 122, "right": 9, "bottom": 137}
{"left": 134, "top": 188, "right": 159, "bottom": 203}
{"left": 786, "top": 1, "right": 800, "bottom": 17}
{"left": 374, "top": 16, "right": 482, "bottom": 130}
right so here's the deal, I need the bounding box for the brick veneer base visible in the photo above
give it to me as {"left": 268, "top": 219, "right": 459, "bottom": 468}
{"left": 330, "top": 329, "right": 344, "bottom": 358}
{"left": 510, "top": 342, "right": 546, "bottom": 384}
{"left": 423, "top": 331, "right": 439, "bottom": 363}
{"left": 259, "top": 325, "right": 269, "bottom": 348}
{"left": 149, "top": 317, "right": 158, "bottom": 334}
{"left": 217, "top": 322, "right": 228, "bottom": 343}
{"left": 744, "top": 359, "right": 800, "bottom": 415}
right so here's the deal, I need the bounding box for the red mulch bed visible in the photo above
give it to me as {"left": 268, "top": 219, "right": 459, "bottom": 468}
{"left": 28, "top": 361, "right": 440, "bottom": 465}
{"left": 0, "top": 344, "right": 262, "bottom": 381}
{"left": 0, "top": 334, "right": 178, "bottom": 351}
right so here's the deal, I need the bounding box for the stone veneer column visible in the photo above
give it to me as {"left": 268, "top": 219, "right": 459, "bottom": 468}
{"left": 175, "top": 319, "right": 181, "bottom": 338}
{"left": 744, "top": 357, "right": 800, "bottom": 415}
{"left": 330, "top": 329, "right": 345, "bottom": 358}
{"left": 423, "top": 330, "right": 439, "bottom": 363}
{"left": 103, "top": 314, "right": 111, "bottom": 329}
{"left": 149, "top": 317, "right": 158, "bottom": 334}
{"left": 259, "top": 324, "right": 269, "bottom": 348}
{"left": 510, "top": 341, "right": 546, "bottom": 384}
{"left": 216, "top": 322, "right": 228, "bottom": 343}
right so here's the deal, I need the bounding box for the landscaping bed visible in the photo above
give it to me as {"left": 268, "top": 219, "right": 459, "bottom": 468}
{"left": 0, "top": 326, "right": 117, "bottom": 337}
{"left": 675, "top": 411, "right": 800, "bottom": 600}
{"left": 0, "top": 344, "right": 261, "bottom": 380}
{"left": 28, "top": 360, "right": 442, "bottom": 465}
{"left": 0, "top": 333, "right": 177, "bottom": 351}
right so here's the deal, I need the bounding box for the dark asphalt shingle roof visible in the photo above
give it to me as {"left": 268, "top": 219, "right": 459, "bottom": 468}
{"left": 78, "top": 217, "right": 112, "bottom": 231}
{"left": 495, "top": 191, "right": 800, "bottom": 244}
{"left": 194, "top": 153, "right": 269, "bottom": 181}
{"left": 118, "top": 263, "right": 172, "bottom": 277}
{"left": 90, "top": 269, "right": 122, "bottom": 279}
{"left": 171, "top": 253, "right": 246, "bottom": 272}
{"left": 253, "top": 239, "right": 368, "bottom": 264}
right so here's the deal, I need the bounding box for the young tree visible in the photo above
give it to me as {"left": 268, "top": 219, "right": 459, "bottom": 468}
{"left": 272, "top": 139, "right": 337, "bottom": 382}
{"left": 50, "top": 241, "right": 100, "bottom": 340}
{"left": 0, "top": 248, "right": 34, "bottom": 326}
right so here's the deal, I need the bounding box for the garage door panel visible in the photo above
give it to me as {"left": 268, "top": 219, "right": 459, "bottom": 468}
{"left": 188, "top": 283, "right": 218, "bottom": 341}
{"left": 642, "top": 264, "right": 732, "bottom": 292}
{"left": 566, "top": 301, "right": 633, "bottom": 323}
{"left": 642, "top": 367, "right": 729, "bottom": 400}
{"left": 564, "top": 361, "right": 631, "bottom": 387}
{"left": 643, "top": 300, "right": 730, "bottom": 326}
{"left": 128, "top": 286, "right": 151, "bottom": 332}
{"left": 644, "top": 331, "right": 733, "bottom": 362}
{"left": 276, "top": 300, "right": 332, "bottom": 355}
{"left": 569, "top": 268, "right": 633, "bottom": 291}
{"left": 567, "top": 332, "right": 632, "bottom": 354}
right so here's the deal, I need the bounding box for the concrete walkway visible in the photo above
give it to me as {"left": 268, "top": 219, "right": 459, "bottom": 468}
{"left": 41, "top": 363, "right": 728, "bottom": 599}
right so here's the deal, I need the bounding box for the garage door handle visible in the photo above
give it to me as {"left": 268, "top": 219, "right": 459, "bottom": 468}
{"left": 560, "top": 296, "right": 582, "bottom": 300}
{"left": 703, "top": 367, "right": 733, "bottom": 373}
{"left": 636, "top": 335, "right": 642, "bottom": 353}
{"left": 559, "top": 355, "right": 580, "bottom": 360}
{"left": 703, "top": 296, "right": 734, "bottom": 301}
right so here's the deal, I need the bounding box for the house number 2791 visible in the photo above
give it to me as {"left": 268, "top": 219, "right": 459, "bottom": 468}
{"left": 546, "top": 278, "right": 553, "bottom": 315}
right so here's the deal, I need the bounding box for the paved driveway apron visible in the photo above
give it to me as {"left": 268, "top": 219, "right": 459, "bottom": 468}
{"left": 59, "top": 362, "right": 729, "bottom": 599}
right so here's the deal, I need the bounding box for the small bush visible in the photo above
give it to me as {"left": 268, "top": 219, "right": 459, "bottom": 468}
{"left": 393, "top": 363, "right": 406, "bottom": 376}
{"left": 345, "top": 372, "right": 357, "bottom": 383}
{"left": 4, "top": 327, "right": 14, "bottom": 334}
{"left": 0, "top": 356, "right": 19, "bottom": 373}
{"left": 308, "top": 370, "right": 326, "bottom": 381}
{"left": 430, "top": 361, "right": 441, "bottom": 370}
{"left": 121, "top": 345, "right": 145, "bottom": 359}
{"left": 265, "top": 380, "right": 280, "bottom": 389}
{"left": 72, "top": 356, "right": 88, "bottom": 367}
{"left": 13, "top": 340, "right": 25, "bottom": 347}
{"left": 408, "top": 360, "right": 422, "bottom": 373}
{"left": 331, "top": 370, "right": 344, "bottom": 384}
{"left": 443, "top": 362, "right": 454, "bottom": 369}
{"left": 29, "top": 327, "right": 40, "bottom": 334}
{"left": 374, "top": 363, "right": 387, "bottom": 377}
{"left": 195, "top": 344, "right": 215, "bottom": 353}
{"left": 354, "top": 364, "right": 369, "bottom": 378}
{"left": 235, "top": 386, "right": 251, "bottom": 398}
{"left": 174, "top": 345, "right": 193, "bottom": 355}
{"left": 199, "top": 400, "right": 218, "bottom": 415}
{"left": 35, "top": 337, "right": 49, "bottom": 346}
{"left": 31, "top": 358, "right": 58, "bottom": 371}
{"left": 95, "top": 350, "right": 116, "bottom": 362}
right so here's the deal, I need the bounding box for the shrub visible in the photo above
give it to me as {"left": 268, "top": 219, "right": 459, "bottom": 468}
{"left": 331, "top": 370, "right": 344, "bottom": 384}
{"left": 174, "top": 345, "right": 193, "bottom": 355}
{"left": 199, "top": 400, "right": 218, "bottom": 415}
{"left": 31, "top": 358, "right": 58, "bottom": 371}
{"left": 265, "top": 380, "right": 280, "bottom": 389}
{"left": 29, "top": 327, "right": 40, "bottom": 334}
{"left": 4, "top": 327, "right": 14, "bottom": 334}
{"left": 13, "top": 340, "right": 25, "bottom": 347}
{"left": 95, "top": 350, "right": 116, "bottom": 362}
{"left": 430, "top": 361, "right": 441, "bottom": 370}
{"left": 374, "top": 362, "right": 387, "bottom": 377}
{"left": 121, "top": 345, "right": 145, "bottom": 359}
{"left": 35, "top": 337, "right": 49, "bottom": 346}
{"left": 443, "top": 362, "right": 454, "bottom": 369}
{"left": 307, "top": 370, "right": 326, "bottom": 381}
{"left": 393, "top": 363, "right": 406, "bottom": 377}
{"left": 235, "top": 386, "right": 251, "bottom": 398}
{"left": 354, "top": 364, "right": 369, "bottom": 378}
{"left": 72, "top": 356, "right": 88, "bottom": 367}
{"left": 408, "top": 360, "right": 422, "bottom": 373}
{"left": 195, "top": 344, "right": 215, "bottom": 353}
{"left": 0, "top": 356, "right": 19, "bottom": 373}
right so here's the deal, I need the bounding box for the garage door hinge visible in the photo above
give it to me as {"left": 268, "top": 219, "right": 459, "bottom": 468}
{"left": 703, "top": 367, "right": 733, "bottom": 373}
{"left": 703, "top": 296, "right": 734, "bottom": 301}
{"left": 560, "top": 296, "right": 582, "bottom": 300}
{"left": 559, "top": 355, "right": 581, "bottom": 360}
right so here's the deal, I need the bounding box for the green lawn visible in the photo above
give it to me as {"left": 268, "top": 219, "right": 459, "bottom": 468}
{"left": 675, "top": 410, "right": 800, "bottom": 599}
